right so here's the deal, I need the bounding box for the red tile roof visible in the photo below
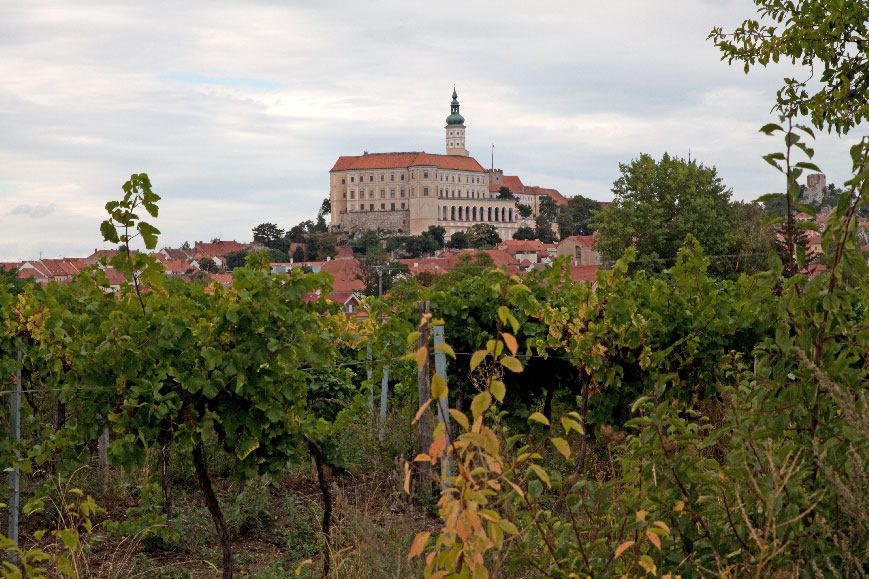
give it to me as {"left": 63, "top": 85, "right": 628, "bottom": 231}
{"left": 568, "top": 265, "right": 600, "bottom": 283}
{"left": 320, "top": 259, "right": 365, "bottom": 292}
{"left": 527, "top": 186, "right": 568, "bottom": 207}
{"left": 331, "top": 152, "right": 486, "bottom": 173}
{"left": 500, "top": 239, "right": 548, "bottom": 253}
{"left": 194, "top": 240, "right": 244, "bottom": 259}
{"left": 559, "top": 235, "right": 597, "bottom": 248}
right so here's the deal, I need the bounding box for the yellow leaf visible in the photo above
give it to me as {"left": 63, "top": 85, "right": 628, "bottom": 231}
{"left": 652, "top": 521, "right": 670, "bottom": 533}
{"left": 497, "top": 305, "right": 509, "bottom": 325}
{"left": 429, "top": 433, "right": 447, "bottom": 460}
{"left": 646, "top": 530, "right": 661, "bottom": 550}
{"left": 561, "top": 416, "right": 584, "bottom": 435}
{"left": 636, "top": 509, "right": 648, "bottom": 522}
{"left": 431, "top": 374, "right": 448, "bottom": 400}
{"left": 500, "top": 355, "right": 523, "bottom": 373}
{"left": 550, "top": 437, "right": 571, "bottom": 459}
{"left": 408, "top": 531, "right": 431, "bottom": 560}
{"left": 406, "top": 331, "right": 421, "bottom": 346}
{"left": 638, "top": 555, "right": 656, "bottom": 575}
{"left": 470, "top": 350, "right": 488, "bottom": 371}
{"left": 502, "top": 333, "right": 519, "bottom": 355}
{"left": 434, "top": 342, "right": 456, "bottom": 359}
{"left": 614, "top": 540, "right": 634, "bottom": 558}
{"left": 415, "top": 346, "right": 428, "bottom": 369}
{"left": 528, "top": 412, "right": 550, "bottom": 426}
{"left": 490, "top": 380, "right": 505, "bottom": 402}
{"left": 413, "top": 398, "right": 433, "bottom": 424}
{"left": 529, "top": 464, "right": 551, "bottom": 488}
{"left": 414, "top": 453, "right": 431, "bottom": 463}
{"left": 674, "top": 500, "right": 684, "bottom": 512}
{"left": 471, "top": 391, "right": 492, "bottom": 419}
{"left": 449, "top": 408, "right": 470, "bottom": 430}
{"left": 294, "top": 559, "right": 312, "bottom": 575}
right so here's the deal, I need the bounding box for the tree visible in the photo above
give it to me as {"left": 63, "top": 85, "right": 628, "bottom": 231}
{"left": 427, "top": 225, "right": 446, "bottom": 249}
{"left": 538, "top": 196, "right": 558, "bottom": 221}
{"left": 558, "top": 195, "right": 601, "bottom": 238}
{"left": 356, "top": 247, "right": 409, "bottom": 296}
{"left": 198, "top": 257, "right": 219, "bottom": 273}
{"left": 265, "top": 248, "right": 289, "bottom": 263}
{"left": 497, "top": 186, "right": 515, "bottom": 200}
{"left": 318, "top": 197, "right": 331, "bottom": 218}
{"left": 513, "top": 226, "right": 537, "bottom": 241}
{"left": 403, "top": 233, "right": 440, "bottom": 258}
{"left": 251, "top": 223, "right": 284, "bottom": 245}
{"left": 223, "top": 250, "right": 249, "bottom": 270}
{"left": 0, "top": 267, "right": 31, "bottom": 295}
{"left": 306, "top": 233, "right": 338, "bottom": 261}
{"left": 594, "top": 153, "right": 740, "bottom": 272}
{"left": 709, "top": 0, "right": 869, "bottom": 134}
{"left": 516, "top": 203, "right": 533, "bottom": 218}
{"left": 466, "top": 224, "right": 501, "bottom": 249}
{"left": 447, "top": 231, "right": 469, "bottom": 249}
{"left": 534, "top": 214, "right": 557, "bottom": 244}
{"left": 350, "top": 230, "right": 382, "bottom": 255}
{"left": 292, "top": 244, "right": 306, "bottom": 263}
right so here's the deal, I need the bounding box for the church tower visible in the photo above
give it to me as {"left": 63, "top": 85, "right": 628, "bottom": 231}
{"left": 445, "top": 87, "right": 469, "bottom": 157}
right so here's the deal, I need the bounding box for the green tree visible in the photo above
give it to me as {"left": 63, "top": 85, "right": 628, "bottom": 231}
{"left": 710, "top": 0, "right": 869, "bottom": 134}
{"left": 318, "top": 197, "right": 331, "bottom": 218}
{"left": 534, "top": 214, "right": 557, "bottom": 244}
{"left": 466, "top": 224, "right": 501, "bottom": 249}
{"left": 265, "top": 247, "right": 289, "bottom": 263}
{"left": 0, "top": 266, "right": 31, "bottom": 295}
{"left": 251, "top": 223, "right": 284, "bottom": 245}
{"left": 447, "top": 230, "right": 469, "bottom": 249}
{"left": 558, "top": 195, "right": 601, "bottom": 238}
{"left": 306, "top": 233, "right": 338, "bottom": 261}
{"left": 515, "top": 203, "right": 533, "bottom": 218}
{"left": 497, "top": 186, "right": 515, "bottom": 200}
{"left": 198, "top": 257, "right": 219, "bottom": 273}
{"left": 427, "top": 225, "right": 446, "bottom": 248}
{"left": 292, "top": 244, "right": 306, "bottom": 263}
{"left": 513, "top": 226, "right": 537, "bottom": 241}
{"left": 223, "top": 250, "right": 249, "bottom": 270}
{"left": 350, "top": 230, "right": 382, "bottom": 255}
{"left": 538, "top": 196, "right": 558, "bottom": 221}
{"left": 594, "top": 153, "right": 740, "bottom": 272}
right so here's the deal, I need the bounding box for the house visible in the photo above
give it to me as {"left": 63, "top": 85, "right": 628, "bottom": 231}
{"left": 556, "top": 235, "right": 601, "bottom": 266}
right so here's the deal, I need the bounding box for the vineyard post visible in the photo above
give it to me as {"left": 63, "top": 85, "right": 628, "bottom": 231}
{"left": 416, "top": 301, "right": 432, "bottom": 492}
{"left": 432, "top": 324, "right": 452, "bottom": 483}
{"left": 7, "top": 348, "right": 21, "bottom": 558}
{"left": 367, "top": 345, "right": 374, "bottom": 415}
{"left": 378, "top": 365, "right": 388, "bottom": 441}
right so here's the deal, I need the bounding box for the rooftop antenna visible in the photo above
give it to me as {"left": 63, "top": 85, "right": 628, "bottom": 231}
{"left": 491, "top": 144, "right": 494, "bottom": 171}
{"left": 688, "top": 148, "right": 692, "bottom": 164}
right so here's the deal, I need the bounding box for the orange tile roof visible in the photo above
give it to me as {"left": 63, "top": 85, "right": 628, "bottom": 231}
{"left": 527, "top": 186, "right": 568, "bottom": 207}
{"left": 502, "top": 176, "right": 525, "bottom": 191}
{"left": 568, "top": 265, "right": 600, "bottom": 283}
{"left": 331, "top": 152, "right": 486, "bottom": 173}
{"left": 500, "top": 239, "right": 548, "bottom": 253}
{"left": 560, "top": 235, "right": 597, "bottom": 248}
{"left": 320, "top": 259, "right": 365, "bottom": 292}
{"left": 195, "top": 240, "right": 244, "bottom": 258}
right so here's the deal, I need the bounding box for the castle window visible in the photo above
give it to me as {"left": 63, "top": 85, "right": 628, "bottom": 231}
{"left": 400, "top": 174, "right": 404, "bottom": 181}
{"left": 369, "top": 175, "right": 374, "bottom": 182}
{"left": 423, "top": 171, "right": 429, "bottom": 178}
{"left": 342, "top": 192, "right": 347, "bottom": 199}
{"left": 350, "top": 190, "right": 355, "bottom": 199}
{"left": 381, "top": 203, "right": 385, "bottom": 209}
{"left": 390, "top": 189, "right": 395, "bottom": 198}
{"left": 401, "top": 203, "right": 405, "bottom": 209}
{"left": 400, "top": 189, "right": 405, "bottom": 197}
{"left": 350, "top": 176, "right": 355, "bottom": 183}
{"left": 452, "top": 176, "right": 455, "bottom": 183}
{"left": 381, "top": 189, "right": 385, "bottom": 198}
{"left": 380, "top": 174, "right": 384, "bottom": 181}
{"left": 341, "top": 178, "right": 346, "bottom": 184}
{"left": 423, "top": 187, "right": 429, "bottom": 196}
{"left": 391, "top": 203, "right": 395, "bottom": 210}
{"left": 390, "top": 174, "right": 395, "bottom": 181}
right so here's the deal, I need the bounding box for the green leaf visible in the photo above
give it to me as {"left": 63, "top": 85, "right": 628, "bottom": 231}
{"left": 758, "top": 123, "right": 783, "bottom": 135}
{"left": 431, "top": 374, "right": 448, "bottom": 400}
{"left": 138, "top": 222, "right": 161, "bottom": 250}
{"left": 434, "top": 343, "right": 456, "bottom": 359}
{"left": 529, "top": 464, "right": 551, "bottom": 488}
{"left": 237, "top": 437, "right": 260, "bottom": 461}
{"left": 100, "top": 220, "right": 120, "bottom": 244}
{"left": 754, "top": 193, "right": 783, "bottom": 204}
{"left": 561, "top": 416, "right": 584, "bottom": 436}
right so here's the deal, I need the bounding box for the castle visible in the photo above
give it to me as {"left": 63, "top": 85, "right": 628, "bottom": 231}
{"left": 329, "top": 89, "right": 564, "bottom": 241}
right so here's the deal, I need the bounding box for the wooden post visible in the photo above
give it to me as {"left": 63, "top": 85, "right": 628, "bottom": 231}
{"left": 432, "top": 325, "right": 452, "bottom": 483}
{"left": 367, "top": 345, "right": 374, "bottom": 416}
{"left": 416, "top": 301, "right": 432, "bottom": 492}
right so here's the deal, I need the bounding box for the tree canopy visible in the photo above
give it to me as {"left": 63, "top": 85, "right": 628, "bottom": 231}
{"left": 594, "top": 153, "right": 741, "bottom": 271}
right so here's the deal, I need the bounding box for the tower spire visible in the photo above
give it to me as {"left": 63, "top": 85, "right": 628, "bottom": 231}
{"left": 445, "top": 87, "right": 468, "bottom": 156}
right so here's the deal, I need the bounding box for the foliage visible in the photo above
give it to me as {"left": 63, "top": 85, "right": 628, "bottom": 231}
{"left": 447, "top": 231, "right": 469, "bottom": 249}
{"left": 534, "top": 214, "right": 556, "bottom": 244}
{"left": 538, "top": 196, "right": 558, "bottom": 221}
{"left": 557, "top": 194, "right": 601, "bottom": 238}
{"left": 496, "top": 186, "right": 515, "bottom": 200}
{"left": 198, "top": 257, "right": 219, "bottom": 273}
{"left": 465, "top": 224, "right": 501, "bottom": 249}
{"left": 594, "top": 153, "right": 742, "bottom": 274}
{"left": 512, "top": 226, "right": 536, "bottom": 241}
{"left": 251, "top": 223, "right": 284, "bottom": 246}
{"left": 710, "top": 0, "right": 869, "bottom": 134}
{"left": 515, "top": 203, "right": 533, "bottom": 218}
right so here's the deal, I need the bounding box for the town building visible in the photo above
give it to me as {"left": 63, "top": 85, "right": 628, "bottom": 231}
{"left": 329, "top": 89, "right": 566, "bottom": 242}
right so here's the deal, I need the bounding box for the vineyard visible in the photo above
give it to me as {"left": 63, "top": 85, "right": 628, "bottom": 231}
{"left": 1, "top": 120, "right": 869, "bottom": 578}
{"left": 4, "top": 0, "right": 869, "bottom": 576}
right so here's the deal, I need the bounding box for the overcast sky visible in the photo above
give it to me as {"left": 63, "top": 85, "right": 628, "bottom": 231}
{"left": 0, "top": 0, "right": 859, "bottom": 261}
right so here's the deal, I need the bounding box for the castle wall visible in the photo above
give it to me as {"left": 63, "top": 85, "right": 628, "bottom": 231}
{"left": 338, "top": 209, "right": 410, "bottom": 233}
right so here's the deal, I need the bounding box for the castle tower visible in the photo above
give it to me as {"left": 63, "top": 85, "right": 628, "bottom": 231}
{"left": 445, "top": 87, "right": 469, "bottom": 157}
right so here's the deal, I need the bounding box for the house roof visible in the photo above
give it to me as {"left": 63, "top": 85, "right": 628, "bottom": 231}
{"left": 559, "top": 235, "right": 597, "bottom": 248}
{"left": 568, "top": 265, "right": 601, "bottom": 283}
{"left": 320, "top": 259, "right": 365, "bottom": 292}
{"left": 500, "top": 239, "right": 548, "bottom": 253}
{"left": 330, "top": 152, "right": 486, "bottom": 173}
{"left": 162, "top": 248, "right": 195, "bottom": 260}
{"left": 194, "top": 240, "right": 244, "bottom": 258}
{"left": 527, "top": 186, "right": 569, "bottom": 207}
{"left": 162, "top": 259, "right": 194, "bottom": 274}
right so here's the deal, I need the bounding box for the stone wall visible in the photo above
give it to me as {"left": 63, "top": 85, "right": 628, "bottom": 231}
{"left": 802, "top": 173, "right": 827, "bottom": 205}
{"left": 338, "top": 210, "right": 410, "bottom": 233}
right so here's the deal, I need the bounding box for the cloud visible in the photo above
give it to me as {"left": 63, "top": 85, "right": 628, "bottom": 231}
{"left": 10, "top": 204, "right": 56, "bottom": 218}
{"left": 0, "top": 0, "right": 858, "bottom": 261}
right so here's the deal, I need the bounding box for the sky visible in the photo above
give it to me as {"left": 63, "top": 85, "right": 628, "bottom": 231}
{"left": 0, "top": 0, "right": 860, "bottom": 261}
